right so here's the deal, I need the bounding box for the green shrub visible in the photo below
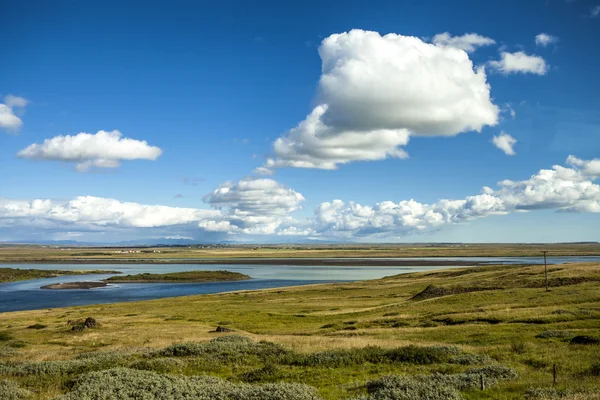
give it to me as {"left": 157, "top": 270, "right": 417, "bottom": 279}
{"left": 0, "top": 332, "right": 13, "bottom": 341}
{"left": 239, "top": 364, "right": 281, "bottom": 383}
{"left": 510, "top": 341, "right": 528, "bottom": 354}
{"left": 130, "top": 358, "right": 184, "bottom": 373}
{"left": 0, "top": 352, "right": 129, "bottom": 377}
{"left": 56, "top": 368, "right": 322, "bottom": 400}
{"left": 155, "top": 335, "right": 290, "bottom": 366}
{"left": 535, "top": 330, "right": 573, "bottom": 339}
{"left": 365, "top": 375, "right": 463, "bottom": 400}
{"left": 0, "top": 379, "right": 32, "bottom": 400}
{"left": 525, "top": 387, "right": 600, "bottom": 399}
{"left": 364, "top": 365, "right": 517, "bottom": 399}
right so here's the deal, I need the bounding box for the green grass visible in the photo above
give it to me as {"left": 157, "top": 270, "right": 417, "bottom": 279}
{"left": 105, "top": 270, "right": 249, "bottom": 282}
{"left": 0, "top": 262, "right": 598, "bottom": 399}
{"left": 0, "top": 268, "right": 120, "bottom": 283}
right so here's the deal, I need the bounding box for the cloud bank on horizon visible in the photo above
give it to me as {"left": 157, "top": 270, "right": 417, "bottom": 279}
{"left": 2, "top": 156, "right": 599, "bottom": 240}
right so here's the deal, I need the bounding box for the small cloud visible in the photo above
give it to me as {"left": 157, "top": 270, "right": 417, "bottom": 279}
{"left": 180, "top": 177, "right": 205, "bottom": 186}
{"left": 254, "top": 36, "right": 264, "bottom": 43}
{"left": 535, "top": 33, "right": 559, "bottom": 47}
{"left": 488, "top": 51, "right": 548, "bottom": 75}
{"left": 4, "top": 95, "right": 28, "bottom": 108}
{"left": 492, "top": 132, "right": 517, "bottom": 156}
{"left": 504, "top": 103, "right": 516, "bottom": 119}
{"left": 432, "top": 32, "right": 496, "bottom": 53}
{"left": 0, "top": 95, "right": 28, "bottom": 133}
{"left": 254, "top": 167, "right": 274, "bottom": 176}
{"left": 174, "top": 194, "right": 184, "bottom": 199}
{"left": 591, "top": 5, "right": 600, "bottom": 18}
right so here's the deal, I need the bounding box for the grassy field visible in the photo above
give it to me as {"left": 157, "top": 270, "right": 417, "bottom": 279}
{"left": 0, "top": 262, "right": 599, "bottom": 399}
{"left": 0, "top": 268, "right": 120, "bottom": 283}
{"left": 1, "top": 243, "right": 600, "bottom": 263}
{"left": 105, "top": 270, "right": 250, "bottom": 283}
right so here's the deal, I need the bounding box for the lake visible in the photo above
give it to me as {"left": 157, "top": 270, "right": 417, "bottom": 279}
{"left": 1, "top": 256, "right": 599, "bottom": 312}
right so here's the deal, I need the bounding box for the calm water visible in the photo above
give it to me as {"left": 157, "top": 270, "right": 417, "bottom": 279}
{"left": 1, "top": 256, "right": 598, "bottom": 313}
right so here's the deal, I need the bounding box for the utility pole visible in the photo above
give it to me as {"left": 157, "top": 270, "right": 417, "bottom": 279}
{"left": 542, "top": 250, "right": 549, "bottom": 292}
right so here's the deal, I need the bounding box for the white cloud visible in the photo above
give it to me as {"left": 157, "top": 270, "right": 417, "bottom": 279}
{"left": 505, "top": 103, "right": 516, "bottom": 119}
{"left": 535, "top": 33, "right": 558, "bottom": 47}
{"left": 488, "top": 51, "right": 548, "bottom": 75}
{"left": 492, "top": 132, "right": 517, "bottom": 156}
{"left": 266, "top": 29, "right": 499, "bottom": 170}
{"left": 266, "top": 105, "right": 410, "bottom": 169}
{"left": 2, "top": 157, "right": 599, "bottom": 240}
{"left": 0, "top": 95, "right": 28, "bottom": 133}
{"left": 432, "top": 32, "right": 496, "bottom": 53}
{"left": 17, "top": 130, "right": 162, "bottom": 171}
{"left": 566, "top": 155, "right": 600, "bottom": 178}
{"left": 203, "top": 178, "right": 305, "bottom": 234}
{"left": 591, "top": 5, "right": 600, "bottom": 18}
{"left": 0, "top": 196, "right": 220, "bottom": 228}
{"left": 313, "top": 157, "right": 600, "bottom": 238}
{"left": 4, "top": 95, "right": 28, "bottom": 108}
{"left": 254, "top": 166, "right": 275, "bottom": 176}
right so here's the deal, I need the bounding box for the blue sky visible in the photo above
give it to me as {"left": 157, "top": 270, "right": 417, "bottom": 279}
{"left": 1, "top": 0, "right": 599, "bottom": 243}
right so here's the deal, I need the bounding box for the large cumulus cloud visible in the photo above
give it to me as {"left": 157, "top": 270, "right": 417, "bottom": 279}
{"left": 266, "top": 29, "right": 499, "bottom": 170}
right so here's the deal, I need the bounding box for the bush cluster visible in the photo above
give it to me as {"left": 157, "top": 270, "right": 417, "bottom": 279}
{"left": 155, "top": 335, "right": 289, "bottom": 365}
{"left": 363, "top": 365, "right": 518, "bottom": 400}
{"left": 0, "top": 379, "right": 32, "bottom": 400}
{"left": 55, "top": 368, "right": 322, "bottom": 400}
{"left": 0, "top": 351, "right": 129, "bottom": 377}
{"left": 535, "top": 330, "right": 574, "bottom": 339}
{"left": 525, "top": 387, "right": 600, "bottom": 399}
{"left": 289, "top": 345, "right": 476, "bottom": 368}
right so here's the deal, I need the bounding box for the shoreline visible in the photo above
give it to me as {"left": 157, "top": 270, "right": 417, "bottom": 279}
{"left": 0, "top": 258, "right": 533, "bottom": 266}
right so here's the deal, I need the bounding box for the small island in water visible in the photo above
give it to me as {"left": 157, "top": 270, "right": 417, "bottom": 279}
{"left": 0, "top": 267, "right": 121, "bottom": 283}
{"left": 41, "top": 270, "right": 250, "bottom": 289}
{"left": 105, "top": 270, "right": 250, "bottom": 283}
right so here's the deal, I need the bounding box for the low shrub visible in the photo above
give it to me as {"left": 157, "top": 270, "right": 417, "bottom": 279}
{"left": 0, "top": 380, "right": 32, "bottom": 400}
{"left": 364, "top": 365, "right": 517, "bottom": 399}
{"left": 239, "top": 364, "right": 281, "bottom": 383}
{"left": 56, "top": 368, "right": 322, "bottom": 400}
{"left": 525, "top": 387, "right": 600, "bottom": 399}
{"left": 510, "top": 341, "right": 529, "bottom": 354}
{"left": 365, "top": 375, "right": 462, "bottom": 400}
{"left": 535, "top": 330, "right": 573, "bottom": 339}
{"left": 130, "top": 358, "right": 185, "bottom": 373}
{"left": 0, "top": 352, "right": 129, "bottom": 377}
{"left": 0, "top": 332, "right": 13, "bottom": 341}
{"left": 289, "top": 345, "right": 458, "bottom": 367}
{"left": 155, "top": 335, "right": 290, "bottom": 365}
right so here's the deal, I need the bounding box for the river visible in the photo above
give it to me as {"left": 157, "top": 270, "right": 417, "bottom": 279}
{"left": 1, "top": 256, "right": 598, "bottom": 312}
